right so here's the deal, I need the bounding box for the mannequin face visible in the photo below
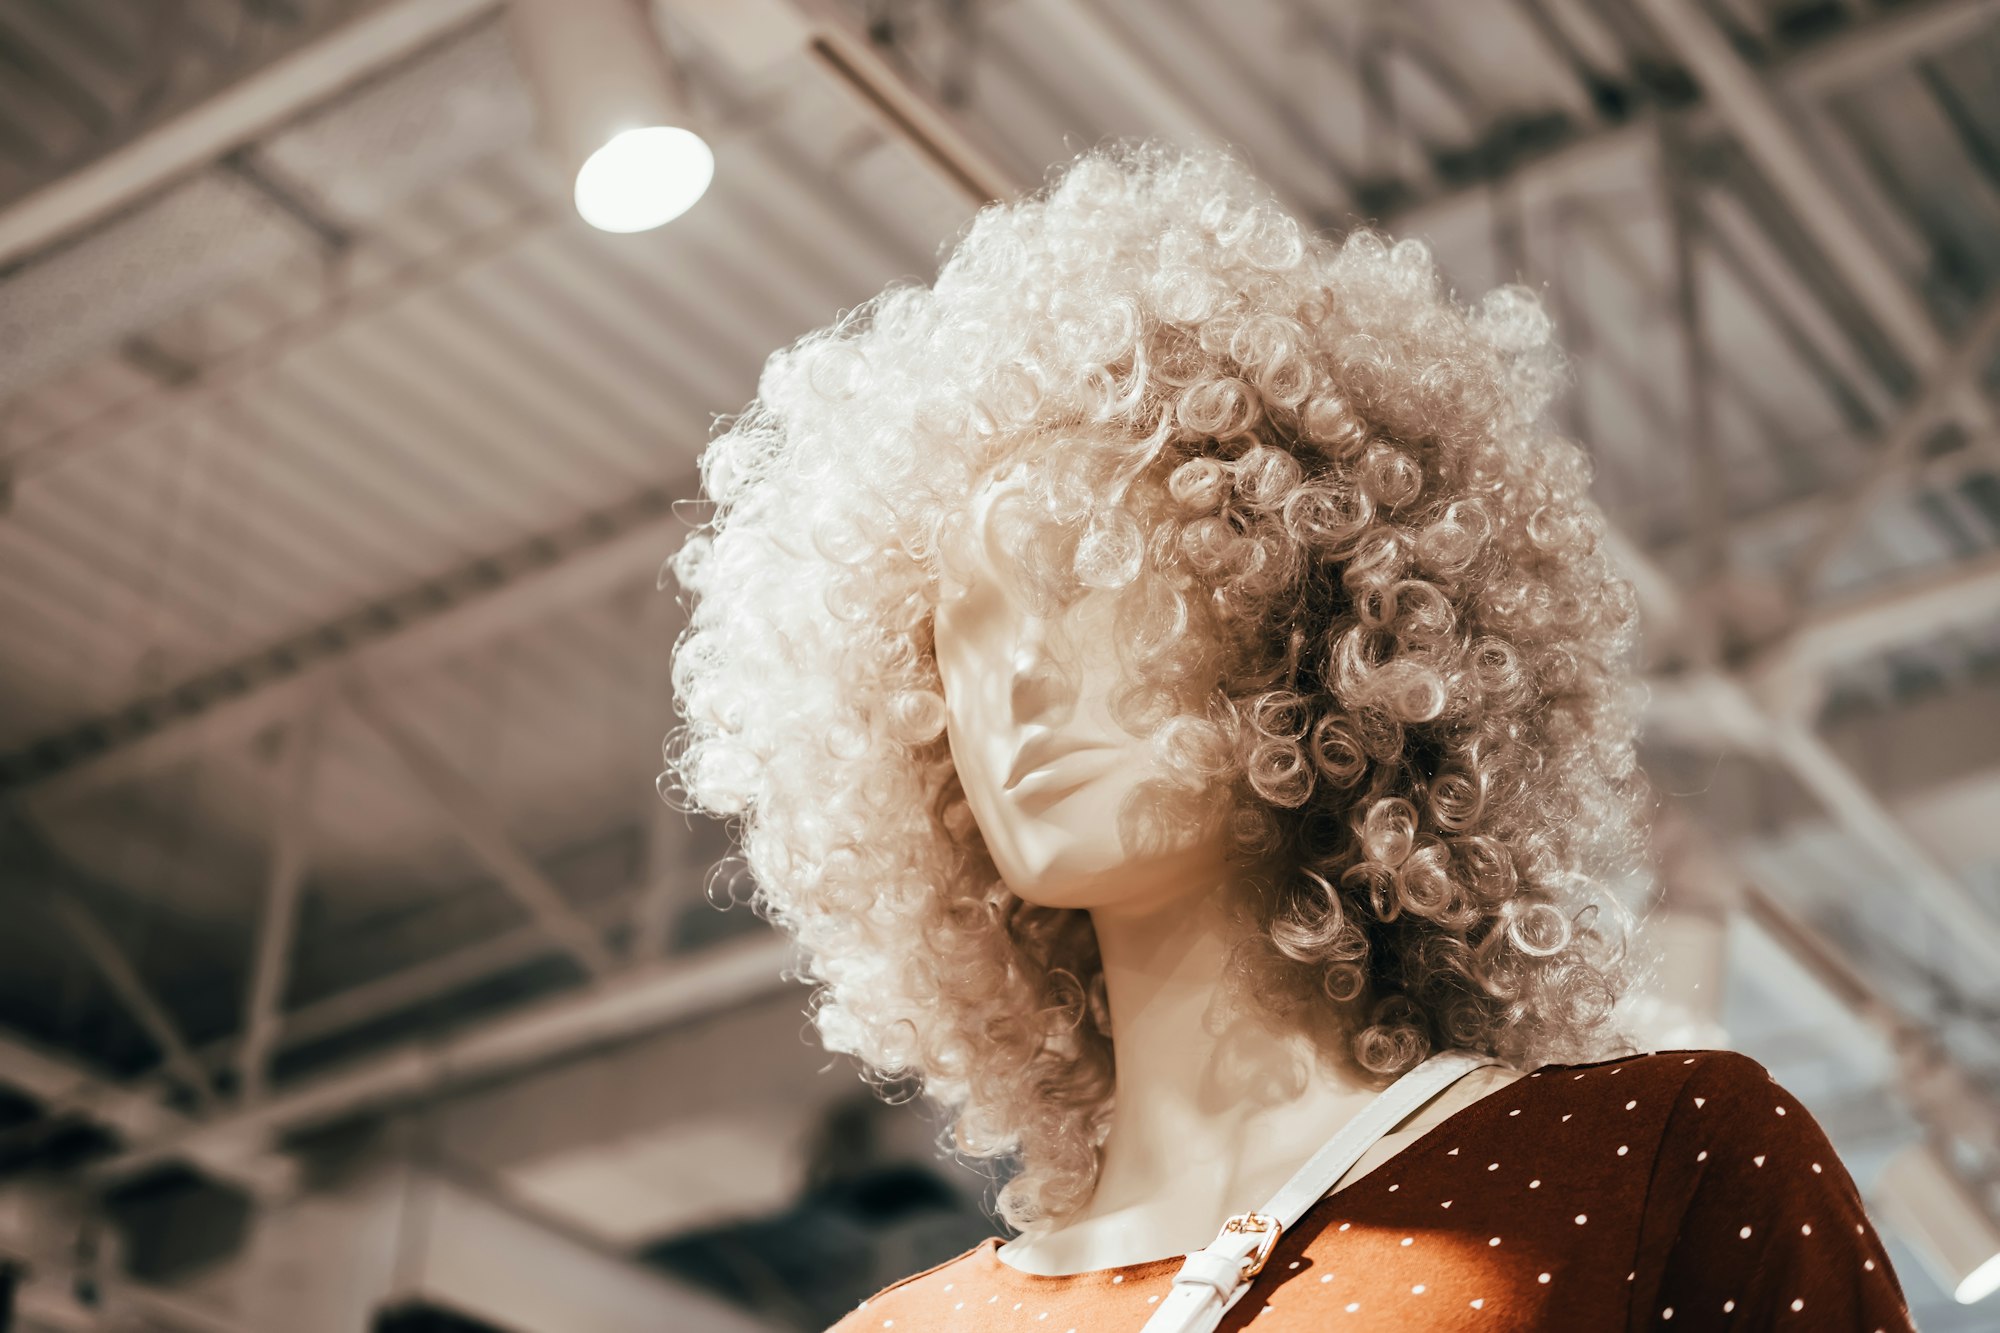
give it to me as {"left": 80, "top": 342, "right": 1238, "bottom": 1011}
{"left": 934, "top": 471, "right": 1228, "bottom": 912}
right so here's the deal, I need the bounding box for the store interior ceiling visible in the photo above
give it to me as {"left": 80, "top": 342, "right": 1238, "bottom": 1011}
{"left": 0, "top": 0, "right": 1999, "bottom": 1329}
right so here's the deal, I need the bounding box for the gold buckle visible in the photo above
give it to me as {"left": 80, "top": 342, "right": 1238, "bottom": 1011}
{"left": 1222, "top": 1212, "right": 1283, "bottom": 1277}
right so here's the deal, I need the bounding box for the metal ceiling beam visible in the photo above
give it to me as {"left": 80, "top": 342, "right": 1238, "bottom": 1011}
{"left": 1766, "top": 546, "right": 2000, "bottom": 688}
{"left": 93, "top": 932, "right": 792, "bottom": 1183}
{"left": 1396, "top": 0, "right": 2000, "bottom": 236}
{"left": 346, "top": 685, "right": 618, "bottom": 979}
{"left": 4, "top": 483, "right": 680, "bottom": 804}
{"left": 175, "top": 888, "right": 646, "bottom": 1082}
{"left": 1737, "top": 885, "right": 2000, "bottom": 1160}
{"left": 1785, "top": 295, "right": 2000, "bottom": 596}
{"left": 46, "top": 896, "right": 218, "bottom": 1109}
{"left": 1629, "top": 0, "right": 1966, "bottom": 377}
{"left": 237, "top": 701, "right": 326, "bottom": 1104}
{"left": 0, "top": 0, "right": 501, "bottom": 269}
{"left": 0, "top": 1029, "right": 292, "bottom": 1193}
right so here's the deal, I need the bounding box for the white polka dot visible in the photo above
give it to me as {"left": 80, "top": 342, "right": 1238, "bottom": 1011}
{"left": 1321, "top": 1275, "right": 1334, "bottom": 1285}
{"left": 1802, "top": 1224, "right": 1812, "bottom": 1235}
{"left": 1791, "top": 1298, "right": 1804, "bottom": 1312}
{"left": 1740, "top": 1226, "right": 1753, "bottom": 1239}
{"left": 1487, "top": 1162, "right": 1499, "bottom": 1171}
{"left": 1697, "top": 1151, "right": 1708, "bottom": 1162}
{"left": 1013, "top": 1303, "right": 1022, "bottom": 1311}
{"left": 1724, "top": 1299, "right": 1735, "bottom": 1312}
{"left": 1288, "top": 1261, "right": 1300, "bottom": 1270}
{"left": 1345, "top": 1303, "right": 1360, "bottom": 1313}
{"left": 1811, "top": 1162, "right": 1822, "bottom": 1174}
{"left": 1529, "top": 1179, "right": 1541, "bottom": 1188}
{"left": 988, "top": 1296, "right": 998, "bottom": 1304}
{"left": 1037, "top": 1314, "right": 1048, "bottom": 1322}
{"left": 1776, "top": 1106, "right": 1786, "bottom": 1116}
{"left": 1573, "top": 1073, "right": 1585, "bottom": 1080}
{"left": 1575, "top": 1214, "right": 1588, "bottom": 1225}
{"left": 1400, "top": 1236, "right": 1413, "bottom": 1247}
{"left": 1112, "top": 1275, "right": 1124, "bottom": 1284}
{"left": 1864, "top": 1259, "right": 1875, "bottom": 1272}
{"left": 1684, "top": 1058, "right": 1695, "bottom": 1064}
{"left": 1617, "top": 1145, "right": 1629, "bottom": 1156}
{"left": 1561, "top": 1113, "right": 1572, "bottom": 1122}
{"left": 944, "top": 1284, "right": 953, "bottom": 1292}
{"left": 1625, "top": 1100, "right": 1637, "bottom": 1110}
{"left": 1489, "top": 1237, "right": 1501, "bottom": 1246}
{"left": 1694, "top": 1097, "right": 1706, "bottom": 1109}
{"left": 1538, "top": 1272, "right": 1551, "bottom": 1284}
{"left": 1147, "top": 1296, "right": 1159, "bottom": 1305}
{"left": 1509, "top": 1108, "right": 1521, "bottom": 1116}
{"left": 1448, "top": 1147, "right": 1459, "bottom": 1156}
{"left": 1856, "top": 1224, "right": 1864, "bottom": 1236}
{"left": 1338, "top": 1222, "right": 1351, "bottom": 1232}
{"left": 883, "top": 1322, "right": 893, "bottom": 1329}
{"left": 1627, "top": 1272, "right": 1635, "bottom": 1281}
{"left": 1662, "top": 1309, "right": 1673, "bottom": 1321}
{"left": 1441, "top": 1199, "right": 1453, "bottom": 1208}
{"left": 1412, "top": 1284, "right": 1426, "bottom": 1294}
{"left": 1753, "top": 1155, "right": 1766, "bottom": 1167}
{"left": 1388, "top": 1184, "right": 1399, "bottom": 1192}
{"left": 955, "top": 1304, "right": 964, "bottom": 1311}
{"left": 1471, "top": 1298, "right": 1485, "bottom": 1309}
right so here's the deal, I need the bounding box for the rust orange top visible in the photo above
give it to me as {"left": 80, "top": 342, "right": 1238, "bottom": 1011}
{"left": 830, "top": 1051, "right": 1913, "bottom": 1332}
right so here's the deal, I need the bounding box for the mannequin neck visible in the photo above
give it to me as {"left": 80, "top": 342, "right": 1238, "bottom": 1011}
{"left": 997, "top": 870, "right": 1520, "bottom": 1275}
{"left": 1080, "top": 876, "right": 1380, "bottom": 1224}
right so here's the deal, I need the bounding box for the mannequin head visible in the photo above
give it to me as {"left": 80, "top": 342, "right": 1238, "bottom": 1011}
{"left": 669, "top": 147, "right": 1643, "bottom": 1227}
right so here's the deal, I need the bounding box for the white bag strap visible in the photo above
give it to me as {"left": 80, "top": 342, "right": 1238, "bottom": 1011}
{"left": 1137, "top": 1050, "right": 1495, "bottom": 1333}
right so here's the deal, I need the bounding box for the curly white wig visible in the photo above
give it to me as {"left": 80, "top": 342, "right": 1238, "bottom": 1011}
{"left": 668, "top": 145, "right": 1645, "bottom": 1228}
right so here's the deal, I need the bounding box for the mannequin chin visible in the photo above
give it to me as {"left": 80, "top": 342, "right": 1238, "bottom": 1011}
{"left": 934, "top": 470, "right": 1230, "bottom": 914}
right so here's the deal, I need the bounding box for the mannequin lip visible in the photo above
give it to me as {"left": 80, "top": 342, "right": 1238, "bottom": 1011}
{"left": 1003, "top": 731, "right": 1113, "bottom": 790}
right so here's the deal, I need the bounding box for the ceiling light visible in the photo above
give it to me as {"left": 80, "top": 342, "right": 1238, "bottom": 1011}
{"left": 510, "top": 0, "right": 712, "bottom": 234}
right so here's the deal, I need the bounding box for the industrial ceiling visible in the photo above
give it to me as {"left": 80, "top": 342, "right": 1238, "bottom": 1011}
{"left": 1, "top": 0, "right": 1998, "bottom": 1328}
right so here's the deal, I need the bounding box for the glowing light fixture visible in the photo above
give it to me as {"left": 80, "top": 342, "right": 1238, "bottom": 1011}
{"left": 509, "top": 0, "right": 712, "bottom": 234}
{"left": 574, "top": 126, "right": 714, "bottom": 233}
{"left": 1877, "top": 1141, "right": 2000, "bottom": 1305}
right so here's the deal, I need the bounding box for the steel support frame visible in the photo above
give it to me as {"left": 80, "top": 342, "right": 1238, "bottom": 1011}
{"left": 3, "top": 0, "right": 1993, "bottom": 812}
{"left": 0, "top": 0, "right": 504, "bottom": 268}
{"left": 237, "top": 700, "right": 326, "bottom": 1103}
{"left": 48, "top": 897, "right": 218, "bottom": 1110}
{"left": 93, "top": 933, "right": 792, "bottom": 1183}
{"left": 346, "top": 685, "right": 618, "bottom": 979}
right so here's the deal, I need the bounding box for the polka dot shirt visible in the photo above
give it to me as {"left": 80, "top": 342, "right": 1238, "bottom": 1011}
{"left": 829, "top": 1051, "right": 1913, "bottom": 1331}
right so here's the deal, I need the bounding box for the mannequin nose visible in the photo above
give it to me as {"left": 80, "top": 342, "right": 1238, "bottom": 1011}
{"left": 1009, "top": 629, "right": 1070, "bottom": 727}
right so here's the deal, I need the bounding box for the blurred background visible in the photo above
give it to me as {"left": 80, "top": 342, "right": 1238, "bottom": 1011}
{"left": 0, "top": 0, "right": 1998, "bottom": 1328}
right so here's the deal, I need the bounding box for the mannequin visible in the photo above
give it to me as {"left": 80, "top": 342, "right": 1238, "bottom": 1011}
{"left": 669, "top": 147, "right": 1912, "bottom": 1329}
{"left": 934, "top": 463, "right": 1523, "bottom": 1275}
